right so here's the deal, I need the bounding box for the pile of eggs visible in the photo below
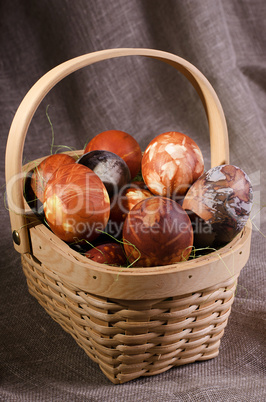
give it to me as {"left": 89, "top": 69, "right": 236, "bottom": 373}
{"left": 28, "top": 129, "right": 253, "bottom": 268}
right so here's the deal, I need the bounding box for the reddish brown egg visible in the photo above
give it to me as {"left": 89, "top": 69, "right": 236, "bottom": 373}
{"left": 142, "top": 131, "right": 204, "bottom": 197}
{"left": 43, "top": 163, "right": 110, "bottom": 243}
{"left": 107, "top": 184, "right": 154, "bottom": 239}
{"left": 123, "top": 196, "right": 193, "bottom": 267}
{"left": 31, "top": 153, "right": 76, "bottom": 203}
{"left": 110, "top": 184, "right": 154, "bottom": 225}
{"left": 84, "top": 130, "right": 142, "bottom": 179}
{"left": 182, "top": 164, "right": 253, "bottom": 246}
{"left": 85, "top": 242, "right": 127, "bottom": 266}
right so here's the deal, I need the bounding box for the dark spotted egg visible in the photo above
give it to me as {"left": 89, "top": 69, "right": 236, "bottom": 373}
{"left": 182, "top": 164, "right": 253, "bottom": 247}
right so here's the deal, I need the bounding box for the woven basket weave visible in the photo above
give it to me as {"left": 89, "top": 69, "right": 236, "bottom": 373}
{"left": 5, "top": 49, "right": 252, "bottom": 384}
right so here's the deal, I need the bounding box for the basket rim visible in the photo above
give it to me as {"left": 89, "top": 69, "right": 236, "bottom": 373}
{"left": 27, "top": 215, "right": 251, "bottom": 299}
{"left": 31, "top": 218, "right": 252, "bottom": 275}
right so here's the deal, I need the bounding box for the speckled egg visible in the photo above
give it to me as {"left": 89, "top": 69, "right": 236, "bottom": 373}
{"left": 182, "top": 164, "right": 253, "bottom": 246}
{"left": 84, "top": 130, "right": 142, "bottom": 179}
{"left": 85, "top": 242, "right": 127, "bottom": 266}
{"left": 43, "top": 163, "right": 110, "bottom": 243}
{"left": 142, "top": 131, "right": 204, "bottom": 197}
{"left": 123, "top": 196, "right": 193, "bottom": 267}
{"left": 77, "top": 150, "right": 131, "bottom": 198}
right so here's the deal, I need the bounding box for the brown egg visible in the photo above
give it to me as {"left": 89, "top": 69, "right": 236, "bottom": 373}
{"left": 123, "top": 196, "right": 193, "bottom": 267}
{"left": 85, "top": 242, "right": 127, "bottom": 266}
{"left": 110, "top": 185, "right": 154, "bottom": 224}
{"left": 182, "top": 164, "right": 253, "bottom": 246}
{"left": 31, "top": 153, "right": 76, "bottom": 203}
{"left": 43, "top": 163, "right": 110, "bottom": 243}
{"left": 84, "top": 130, "right": 142, "bottom": 179}
{"left": 142, "top": 131, "right": 204, "bottom": 197}
{"left": 107, "top": 185, "right": 154, "bottom": 239}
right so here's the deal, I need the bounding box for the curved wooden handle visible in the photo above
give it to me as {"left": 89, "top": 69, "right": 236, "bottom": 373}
{"left": 5, "top": 48, "right": 229, "bottom": 253}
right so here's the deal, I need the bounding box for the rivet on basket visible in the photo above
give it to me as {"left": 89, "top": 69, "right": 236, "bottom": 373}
{"left": 12, "top": 230, "right": 21, "bottom": 245}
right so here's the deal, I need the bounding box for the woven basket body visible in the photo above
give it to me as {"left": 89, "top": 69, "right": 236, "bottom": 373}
{"left": 5, "top": 49, "right": 252, "bottom": 384}
{"left": 22, "top": 253, "right": 239, "bottom": 384}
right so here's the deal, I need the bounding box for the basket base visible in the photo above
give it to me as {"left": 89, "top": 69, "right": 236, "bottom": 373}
{"left": 21, "top": 253, "right": 237, "bottom": 384}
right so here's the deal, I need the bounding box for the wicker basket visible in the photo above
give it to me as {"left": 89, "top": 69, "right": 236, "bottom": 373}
{"left": 5, "top": 49, "right": 252, "bottom": 384}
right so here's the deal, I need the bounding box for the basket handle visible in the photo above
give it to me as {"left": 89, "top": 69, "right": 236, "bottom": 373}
{"left": 5, "top": 48, "right": 229, "bottom": 254}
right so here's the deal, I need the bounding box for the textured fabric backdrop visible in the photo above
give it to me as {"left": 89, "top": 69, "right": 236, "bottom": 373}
{"left": 1, "top": 1, "right": 265, "bottom": 401}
